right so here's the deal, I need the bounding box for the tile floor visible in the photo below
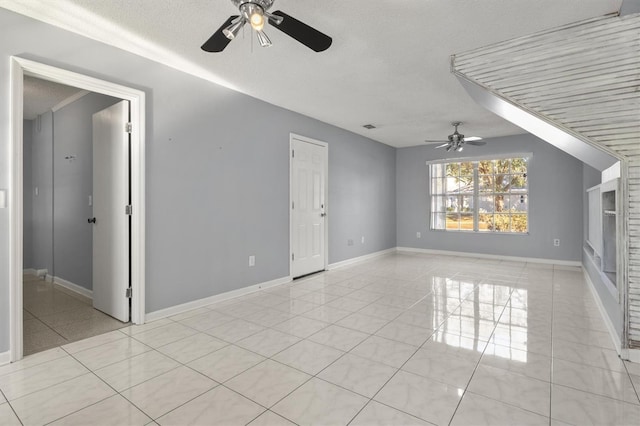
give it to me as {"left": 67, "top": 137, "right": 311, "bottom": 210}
{"left": 22, "top": 274, "right": 129, "bottom": 355}
{"left": 2, "top": 253, "right": 639, "bottom": 425}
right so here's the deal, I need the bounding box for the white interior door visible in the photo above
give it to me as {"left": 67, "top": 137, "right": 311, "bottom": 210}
{"left": 92, "top": 100, "right": 130, "bottom": 322}
{"left": 291, "top": 137, "right": 327, "bottom": 278}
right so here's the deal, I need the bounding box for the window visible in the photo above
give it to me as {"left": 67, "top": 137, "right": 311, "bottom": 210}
{"left": 430, "top": 156, "right": 529, "bottom": 233}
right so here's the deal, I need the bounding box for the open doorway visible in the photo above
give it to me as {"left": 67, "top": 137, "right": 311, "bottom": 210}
{"left": 23, "top": 77, "right": 122, "bottom": 354}
{"left": 9, "top": 57, "right": 146, "bottom": 361}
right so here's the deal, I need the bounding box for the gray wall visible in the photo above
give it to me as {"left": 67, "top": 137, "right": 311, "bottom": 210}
{"left": 396, "top": 133, "right": 585, "bottom": 261}
{"left": 28, "top": 113, "right": 54, "bottom": 274}
{"left": 0, "top": 8, "right": 396, "bottom": 351}
{"left": 53, "top": 92, "right": 120, "bottom": 291}
{"left": 582, "top": 164, "right": 622, "bottom": 336}
{"left": 22, "top": 120, "right": 33, "bottom": 269}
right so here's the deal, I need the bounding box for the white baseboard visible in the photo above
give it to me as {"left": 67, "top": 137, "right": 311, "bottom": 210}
{"left": 53, "top": 276, "right": 93, "bottom": 304}
{"left": 23, "top": 268, "right": 36, "bottom": 275}
{"left": 396, "top": 247, "right": 582, "bottom": 267}
{"left": 0, "top": 350, "right": 10, "bottom": 366}
{"left": 145, "top": 275, "right": 292, "bottom": 322}
{"left": 328, "top": 248, "right": 397, "bottom": 270}
{"left": 583, "top": 267, "right": 623, "bottom": 357}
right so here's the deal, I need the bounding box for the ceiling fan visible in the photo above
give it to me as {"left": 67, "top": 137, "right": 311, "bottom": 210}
{"left": 201, "top": 0, "right": 332, "bottom": 52}
{"left": 424, "top": 122, "right": 485, "bottom": 152}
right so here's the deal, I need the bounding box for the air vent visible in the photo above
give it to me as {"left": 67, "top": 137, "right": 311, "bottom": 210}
{"left": 362, "top": 124, "right": 376, "bottom": 129}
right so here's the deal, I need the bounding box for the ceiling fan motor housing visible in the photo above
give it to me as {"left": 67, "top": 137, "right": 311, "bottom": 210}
{"left": 232, "top": 0, "right": 275, "bottom": 11}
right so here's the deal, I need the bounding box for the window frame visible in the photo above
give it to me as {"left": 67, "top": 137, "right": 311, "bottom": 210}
{"left": 428, "top": 153, "right": 531, "bottom": 235}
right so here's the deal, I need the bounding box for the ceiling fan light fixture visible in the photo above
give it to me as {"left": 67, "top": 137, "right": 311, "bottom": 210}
{"left": 256, "top": 30, "right": 272, "bottom": 47}
{"left": 240, "top": 3, "right": 266, "bottom": 31}
{"left": 456, "top": 145, "right": 464, "bottom": 152}
{"left": 223, "top": 18, "right": 245, "bottom": 39}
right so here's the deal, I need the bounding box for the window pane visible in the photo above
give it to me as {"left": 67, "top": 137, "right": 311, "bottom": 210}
{"left": 446, "top": 213, "right": 460, "bottom": 230}
{"left": 511, "top": 214, "right": 528, "bottom": 233}
{"left": 459, "top": 162, "right": 474, "bottom": 178}
{"left": 461, "top": 196, "right": 474, "bottom": 213}
{"left": 479, "top": 176, "right": 494, "bottom": 193}
{"left": 511, "top": 158, "right": 527, "bottom": 174}
{"left": 446, "top": 163, "right": 459, "bottom": 178}
{"left": 431, "top": 177, "right": 445, "bottom": 194}
{"left": 478, "top": 213, "right": 492, "bottom": 232}
{"left": 460, "top": 214, "right": 474, "bottom": 231}
{"left": 432, "top": 212, "right": 446, "bottom": 230}
{"left": 494, "top": 195, "right": 508, "bottom": 212}
{"left": 491, "top": 214, "right": 510, "bottom": 232}
{"left": 432, "top": 196, "right": 447, "bottom": 213}
{"left": 508, "top": 194, "right": 528, "bottom": 212}
{"left": 447, "top": 196, "right": 460, "bottom": 213}
{"left": 495, "top": 175, "right": 510, "bottom": 193}
{"left": 496, "top": 159, "right": 510, "bottom": 174}
{"left": 478, "top": 161, "right": 494, "bottom": 175}
{"left": 479, "top": 196, "right": 494, "bottom": 213}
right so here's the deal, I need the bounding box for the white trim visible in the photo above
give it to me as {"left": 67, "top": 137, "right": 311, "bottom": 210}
{"left": 51, "top": 90, "right": 90, "bottom": 112}
{"left": 621, "top": 348, "right": 640, "bottom": 363}
{"left": 0, "top": 351, "right": 10, "bottom": 367}
{"left": 328, "top": 248, "right": 397, "bottom": 270}
{"left": 145, "top": 275, "right": 292, "bottom": 322}
{"left": 9, "top": 57, "right": 146, "bottom": 363}
{"left": 289, "top": 133, "right": 329, "bottom": 279}
{"left": 9, "top": 57, "right": 24, "bottom": 363}
{"left": 52, "top": 276, "right": 93, "bottom": 302}
{"left": 583, "top": 267, "right": 623, "bottom": 356}
{"left": 584, "top": 247, "right": 618, "bottom": 300}
{"left": 425, "top": 152, "right": 533, "bottom": 165}
{"left": 602, "top": 161, "right": 621, "bottom": 183}
{"left": 396, "top": 247, "right": 582, "bottom": 267}
{"left": 23, "top": 269, "right": 36, "bottom": 276}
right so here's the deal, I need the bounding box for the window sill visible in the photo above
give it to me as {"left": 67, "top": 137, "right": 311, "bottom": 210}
{"left": 429, "top": 229, "right": 530, "bottom": 236}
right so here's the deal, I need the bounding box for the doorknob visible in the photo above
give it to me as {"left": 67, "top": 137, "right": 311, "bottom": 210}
{"left": 320, "top": 213, "right": 326, "bottom": 217}
{"left": 88, "top": 217, "right": 97, "bottom": 224}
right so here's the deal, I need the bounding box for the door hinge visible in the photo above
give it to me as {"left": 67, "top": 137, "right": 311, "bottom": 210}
{"left": 292, "top": 253, "right": 295, "bottom": 261}
{"left": 125, "top": 288, "right": 132, "bottom": 298}
{"left": 125, "top": 205, "right": 132, "bottom": 215}
{"left": 125, "top": 122, "right": 132, "bottom": 133}
{"left": 292, "top": 150, "right": 295, "bottom": 158}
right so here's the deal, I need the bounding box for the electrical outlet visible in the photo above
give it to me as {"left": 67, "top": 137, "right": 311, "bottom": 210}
{"left": 347, "top": 239, "right": 354, "bottom": 246}
{"left": 249, "top": 255, "right": 255, "bottom": 266}
{"left": 361, "top": 236, "right": 365, "bottom": 244}
{"left": 553, "top": 239, "right": 560, "bottom": 247}
{"left": 416, "top": 232, "right": 421, "bottom": 238}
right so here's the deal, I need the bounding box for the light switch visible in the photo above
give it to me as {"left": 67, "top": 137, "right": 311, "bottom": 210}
{"left": 0, "top": 189, "right": 6, "bottom": 208}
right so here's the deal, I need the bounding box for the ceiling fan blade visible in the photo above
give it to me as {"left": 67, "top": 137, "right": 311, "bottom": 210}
{"left": 434, "top": 143, "right": 450, "bottom": 149}
{"left": 269, "top": 10, "right": 332, "bottom": 52}
{"left": 201, "top": 16, "right": 239, "bottom": 52}
{"left": 465, "top": 136, "right": 483, "bottom": 142}
{"left": 424, "top": 140, "right": 447, "bottom": 144}
{"left": 466, "top": 140, "right": 487, "bottom": 146}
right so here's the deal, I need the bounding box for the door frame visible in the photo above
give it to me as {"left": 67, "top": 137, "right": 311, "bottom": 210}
{"left": 289, "top": 133, "right": 329, "bottom": 278}
{"left": 9, "top": 57, "right": 146, "bottom": 361}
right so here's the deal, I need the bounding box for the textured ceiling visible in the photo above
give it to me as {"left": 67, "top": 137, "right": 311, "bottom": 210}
{"left": 23, "top": 76, "right": 84, "bottom": 120}
{"left": 2, "top": 0, "right": 623, "bottom": 147}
